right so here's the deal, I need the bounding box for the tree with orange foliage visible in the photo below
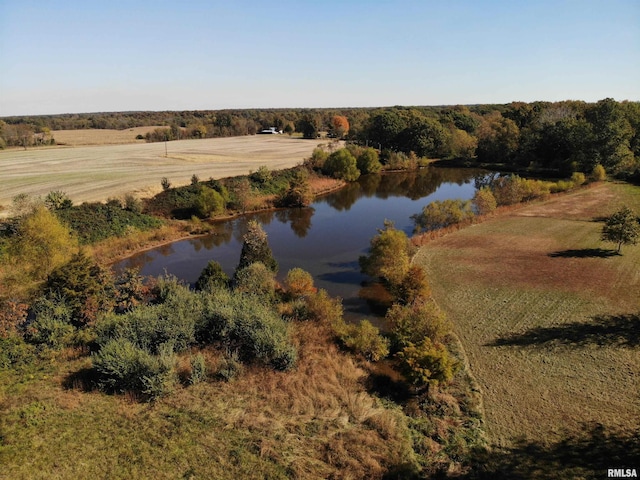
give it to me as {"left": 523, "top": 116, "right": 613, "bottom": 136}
{"left": 330, "top": 115, "right": 349, "bottom": 139}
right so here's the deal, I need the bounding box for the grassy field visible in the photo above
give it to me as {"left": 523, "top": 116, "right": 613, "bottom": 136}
{"left": 0, "top": 323, "right": 421, "bottom": 480}
{"left": 414, "top": 182, "right": 640, "bottom": 460}
{"left": 0, "top": 135, "right": 320, "bottom": 213}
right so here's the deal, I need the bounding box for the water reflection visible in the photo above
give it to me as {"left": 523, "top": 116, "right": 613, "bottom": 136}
{"left": 116, "top": 167, "right": 488, "bottom": 320}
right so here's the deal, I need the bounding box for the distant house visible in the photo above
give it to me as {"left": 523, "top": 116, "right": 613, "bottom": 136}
{"left": 258, "top": 127, "right": 282, "bottom": 134}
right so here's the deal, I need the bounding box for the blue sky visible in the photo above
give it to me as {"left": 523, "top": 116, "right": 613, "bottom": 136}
{"left": 1, "top": 0, "right": 638, "bottom": 116}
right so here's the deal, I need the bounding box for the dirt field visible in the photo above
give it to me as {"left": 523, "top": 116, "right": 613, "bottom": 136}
{"left": 0, "top": 135, "right": 320, "bottom": 213}
{"left": 414, "top": 182, "right": 640, "bottom": 449}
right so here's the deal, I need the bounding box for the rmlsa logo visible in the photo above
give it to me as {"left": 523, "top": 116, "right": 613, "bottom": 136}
{"left": 608, "top": 469, "right": 638, "bottom": 478}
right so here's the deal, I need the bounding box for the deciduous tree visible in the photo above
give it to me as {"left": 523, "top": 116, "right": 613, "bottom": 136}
{"left": 601, "top": 206, "right": 640, "bottom": 253}
{"left": 359, "top": 221, "right": 411, "bottom": 287}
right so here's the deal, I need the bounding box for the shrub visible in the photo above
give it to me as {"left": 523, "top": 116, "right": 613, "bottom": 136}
{"left": 284, "top": 268, "right": 316, "bottom": 299}
{"left": 200, "top": 289, "right": 296, "bottom": 370}
{"left": 0, "top": 335, "right": 36, "bottom": 369}
{"left": 278, "top": 169, "right": 313, "bottom": 207}
{"left": 123, "top": 194, "right": 143, "bottom": 214}
{"left": 161, "top": 177, "right": 171, "bottom": 191}
{"left": 571, "top": 172, "right": 586, "bottom": 186}
{"left": 92, "top": 338, "right": 176, "bottom": 399}
{"left": 189, "top": 353, "right": 207, "bottom": 385}
{"left": 472, "top": 187, "right": 497, "bottom": 215}
{"left": 195, "top": 260, "right": 230, "bottom": 292}
{"left": 339, "top": 319, "right": 389, "bottom": 361}
{"left": 591, "top": 164, "right": 607, "bottom": 182}
{"left": 26, "top": 295, "right": 75, "bottom": 348}
{"left": 249, "top": 165, "right": 272, "bottom": 185}
{"left": 397, "top": 338, "right": 459, "bottom": 389}
{"left": 386, "top": 298, "right": 449, "bottom": 351}
{"left": 44, "top": 190, "right": 73, "bottom": 211}
{"left": 549, "top": 180, "right": 574, "bottom": 193}
{"left": 412, "top": 199, "right": 474, "bottom": 232}
{"left": 95, "top": 299, "right": 198, "bottom": 355}
{"left": 216, "top": 349, "right": 243, "bottom": 381}
{"left": 191, "top": 174, "right": 200, "bottom": 186}
{"left": 322, "top": 148, "right": 360, "bottom": 181}
{"left": 44, "top": 251, "right": 115, "bottom": 326}
{"left": 394, "top": 265, "right": 431, "bottom": 305}
{"left": 305, "top": 147, "right": 328, "bottom": 170}
{"left": 491, "top": 175, "right": 526, "bottom": 205}
{"left": 195, "top": 186, "right": 225, "bottom": 218}
{"left": 305, "top": 289, "right": 344, "bottom": 325}
{"left": 233, "top": 262, "right": 277, "bottom": 300}
{"left": 56, "top": 202, "right": 163, "bottom": 244}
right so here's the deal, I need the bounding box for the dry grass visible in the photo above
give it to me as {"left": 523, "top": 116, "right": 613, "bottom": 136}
{"left": 52, "top": 127, "right": 162, "bottom": 146}
{"left": 414, "top": 182, "right": 640, "bottom": 448}
{"left": 0, "top": 135, "right": 319, "bottom": 214}
{"left": 0, "top": 322, "right": 419, "bottom": 480}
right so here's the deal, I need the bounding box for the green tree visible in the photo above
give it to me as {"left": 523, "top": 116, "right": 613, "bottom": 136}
{"left": 322, "top": 148, "right": 360, "bottom": 181}
{"left": 356, "top": 147, "right": 382, "bottom": 174}
{"left": 447, "top": 127, "right": 478, "bottom": 159}
{"left": 237, "top": 220, "right": 278, "bottom": 273}
{"left": 476, "top": 111, "right": 520, "bottom": 163}
{"left": 601, "top": 206, "right": 640, "bottom": 253}
{"left": 359, "top": 221, "right": 411, "bottom": 287}
{"left": 195, "top": 186, "right": 225, "bottom": 218}
{"left": 195, "top": 260, "right": 230, "bottom": 291}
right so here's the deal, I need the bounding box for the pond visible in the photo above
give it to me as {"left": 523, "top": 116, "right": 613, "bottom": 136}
{"left": 116, "top": 167, "right": 489, "bottom": 321}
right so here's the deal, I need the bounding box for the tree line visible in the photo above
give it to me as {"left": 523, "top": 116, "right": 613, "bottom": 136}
{"left": 3, "top": 99, "right": 638, "bottom": 178}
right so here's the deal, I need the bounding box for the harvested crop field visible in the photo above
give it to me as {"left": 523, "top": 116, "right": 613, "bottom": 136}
{"left": 414, "top": 182, "right": 640, "bottom": 456}
{"left": 52, "top": 127, "right": 162, "bottom": 146}
{"left": 0, "top": 135, "right": 319, "bottom": 211}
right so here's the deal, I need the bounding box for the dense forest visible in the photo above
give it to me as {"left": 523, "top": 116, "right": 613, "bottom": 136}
{"left": 2, "top": 99, "right": 639, "bottom": 178}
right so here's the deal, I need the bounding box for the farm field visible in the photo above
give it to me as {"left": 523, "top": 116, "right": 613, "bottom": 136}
{"left": 51, "top": 127, "right": 162, "bottom": 146}
{"left": 0, "top": 135, "right": 319, "bottom": 212}
{"left": 414, "top": 181, "right": 640, "bottom": 472}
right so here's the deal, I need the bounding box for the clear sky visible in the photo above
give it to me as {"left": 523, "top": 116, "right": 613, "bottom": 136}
{"left": 1, "top": 0, "right": 638, "bottom": 116}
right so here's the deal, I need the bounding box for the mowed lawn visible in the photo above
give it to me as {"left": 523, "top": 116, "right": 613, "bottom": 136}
{"left": 414, "top": 182, "right": 640, "bottom": 450}
{"left": 0, "top": 135, "right": 319, "bottom": 211}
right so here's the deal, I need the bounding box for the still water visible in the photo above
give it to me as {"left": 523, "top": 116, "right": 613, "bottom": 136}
{"left": 117, "top": 167, "right": 487, "bottom": 320}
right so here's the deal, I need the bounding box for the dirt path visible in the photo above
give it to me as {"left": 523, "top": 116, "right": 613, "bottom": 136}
{"left": 0, "top": 135, "right": 320, "bottom": 213}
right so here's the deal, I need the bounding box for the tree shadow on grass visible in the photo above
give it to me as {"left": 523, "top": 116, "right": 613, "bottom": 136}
{"left": 486, "top": 314, "right": 640, "bottom": 348}
{"left": 548, "top": 248, "right": 619, "bottom": 258}
{"left": 464, "top": 423, "right": 640, "bottom": 479}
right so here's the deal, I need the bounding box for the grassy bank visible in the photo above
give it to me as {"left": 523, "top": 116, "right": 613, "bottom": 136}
{"left": 414, "top": 181, "right": 640, "bottom": 469}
